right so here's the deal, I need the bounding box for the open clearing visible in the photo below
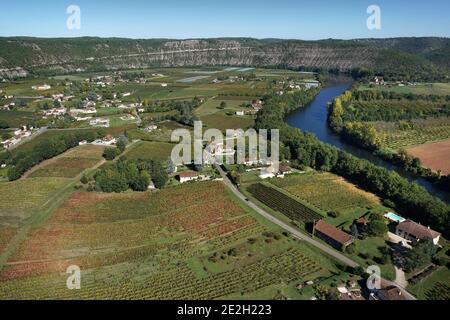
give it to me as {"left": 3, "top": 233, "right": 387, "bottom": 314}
{"left": 0, "top": 182, "right": 335, "bottom": 299}
{"left": 406, "top": 138, "right": 450, "bottom": 175}
{"left": 123, "top": 141, "right": 175, "bottom": 161}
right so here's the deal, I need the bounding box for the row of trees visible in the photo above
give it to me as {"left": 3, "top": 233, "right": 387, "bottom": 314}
{"left": 255, "top": 88, "right": 450, "bottom": 236}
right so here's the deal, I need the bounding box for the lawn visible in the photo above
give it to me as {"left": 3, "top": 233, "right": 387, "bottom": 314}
{"left": 0, "top": 181, "right": 337, "bottom": 299}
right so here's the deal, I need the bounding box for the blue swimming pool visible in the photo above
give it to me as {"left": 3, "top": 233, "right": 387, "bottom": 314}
{"left": 384, "top": 212, "right": 406, "bottom": 223}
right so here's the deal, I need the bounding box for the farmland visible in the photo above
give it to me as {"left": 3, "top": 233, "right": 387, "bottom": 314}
{"left": 374, "top": 117, "right": 450, "bottom": 150}
{"left": 0, "top": 177, "right": 70, "bottom": 227}
{"left": 270, "top": 172, "right": 379, "bottom": 213}
{"left": 406, "top": 139, "right": 450, "bottom": 175}
{"left": 0, "top": 182, "right": 336, "bottom": 299}
{"left": 26, "top": 145, "right": 106, "bottom": 179}
{"left": 358, "top": 83, "right": 450, "bottom": 96}
{"left": 247, "top": 183, "right": 323, "bottom": 224}
{"left": 122, "top": 141, "right": 175, "bottom": 161}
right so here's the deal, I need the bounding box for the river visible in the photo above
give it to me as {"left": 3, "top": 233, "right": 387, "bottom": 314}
{"left": 285, "top": 82, "right": 450, "bottom": 203}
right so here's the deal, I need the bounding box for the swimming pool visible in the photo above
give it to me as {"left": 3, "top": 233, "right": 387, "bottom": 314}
{"left": 384, "top": 212, "right": 406, "bottom": 223}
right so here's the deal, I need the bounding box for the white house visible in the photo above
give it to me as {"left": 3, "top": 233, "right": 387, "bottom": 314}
{"left": 395, "top": 219, "right": 441, "bottom": 245}
{"left": 89, "top": 118, "right": 110, "bottom": 128}
{"left": 236, "top": 110, "right": 245, "bottom": 116}
{"left": 178, "top": 172, "right": 198, "bottom": 183}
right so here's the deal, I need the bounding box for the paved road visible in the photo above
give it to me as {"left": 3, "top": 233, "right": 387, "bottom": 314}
{"left": 215, "top": 164, "right": 358, "bottom": 267}
{"left": 215, "top": 164, "right": 417, "bottom": 300}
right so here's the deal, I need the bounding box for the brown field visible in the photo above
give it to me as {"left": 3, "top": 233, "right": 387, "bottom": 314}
{"left": 407, "top": 139, "right": 450, "bottom": 175}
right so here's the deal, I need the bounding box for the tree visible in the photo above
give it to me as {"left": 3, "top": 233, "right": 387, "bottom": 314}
{"left": 367, "top": 220, "right": 388, "bottom": 237}
{"left": 103, "top": 147, "right": 120, "bottom": 160}
{"left": 218, "top": 101, "right": 227, "bottom": 109}
{"left": 151, "top": 161, "right": 168, "bottom": 189}
{"left": 404, "top": 238, "right": 437, "bottom": 272}
{"left": 116, "top": 135, "right": 128, "bottom": 152}
{"left": 0, "top": 120, "right": 9, "bottom": 129}
{"left": 351, "top": 223, "right": 359, "bottom": 238}
{"left": 130, "top": 171, "right": 150, "bottom": 192}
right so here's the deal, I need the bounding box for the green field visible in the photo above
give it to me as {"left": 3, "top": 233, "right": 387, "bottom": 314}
{"left": 0, "top": 110, "right": 35, "bottom": 128}
{"left": 358, "top": 83, "right": 450, "bottom": 96}
{"left": 409, "top": 267, "right": 450, "bottom": 300}
{"left": 202, "top": 113, "right": 254, "bottom": 132}
{"left": 123, "top": 141, "right": 175, "bottom": 161}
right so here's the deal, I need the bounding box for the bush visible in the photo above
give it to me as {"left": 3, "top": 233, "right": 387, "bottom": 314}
{"left": 103, "top": 147, "right": 121, "bottom": 160}
{"left": 345, "top": 244, "right": 356, "bottom": 254}
{"left": 327, "top": 211, "right": 340, "bottom": 218}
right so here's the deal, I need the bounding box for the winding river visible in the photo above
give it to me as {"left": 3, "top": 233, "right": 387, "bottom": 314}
{"left": 285, "top": 82, "right": 450, "bottom": 203}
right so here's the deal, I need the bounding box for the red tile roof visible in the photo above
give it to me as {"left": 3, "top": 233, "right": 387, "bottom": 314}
{"left": 179, "top": 171, "right": 198, "bottom": 178}
{"left": 314, "top": 220, "right": 353, "bottom": 246}
{"left": 397, "top": 219, "right": 441, "bottom": 240}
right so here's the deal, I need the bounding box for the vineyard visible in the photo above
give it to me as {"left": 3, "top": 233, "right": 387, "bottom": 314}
{"left": 373, "top": 117, "right": 450, "bottom": 150}
{"left": 425, "top": 282, "right": 450, "bottom": 300}
{"left": 0, "top": 248, "right": 325, "bottom": 300}
{"left": 247, "top": 183, "right": 323, "bottom": 223}
{"left": 0, "top": 177, "right": 69, "bottom": 227}
{"left": 0, "top": 181, "right": 333, "bottom": 299}
{"left": 26, "top": 145, "right": 105, "bottom": 179}
{"left": 270, "top": 173, "right": 379, "bottom": 212}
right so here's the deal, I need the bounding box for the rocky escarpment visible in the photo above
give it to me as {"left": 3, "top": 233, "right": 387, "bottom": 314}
{"left": 0, "top": 37, "right": 446, "bottom": 78}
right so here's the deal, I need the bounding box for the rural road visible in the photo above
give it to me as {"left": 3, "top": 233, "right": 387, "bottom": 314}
{"left": 215, "top": 164, "right": 358, "bottom": 267}
{"left": 215, "top": 164, "right": 417, "bottom": 300}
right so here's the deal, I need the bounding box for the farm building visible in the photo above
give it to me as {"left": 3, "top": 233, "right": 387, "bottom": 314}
{"left": 313, "top": 220, "right": 353, "bottom": 251}
{"left": 395, "top": 219, "right": 441, "bottom": 245}
{"left": 32, "top": 84, "right": 51, "bottom": 91}
{"left": 178, "top": 171, "right": 198, "bottom": 183}
{"left": 370, "top": 286, "right": 406, "bottom": 300}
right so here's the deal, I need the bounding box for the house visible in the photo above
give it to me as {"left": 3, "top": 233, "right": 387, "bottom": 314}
{"left": 178, "top": 171, "right": 198, "bottom": 183}
{"left": 32, "top": 84, "right": 51, "bottom": 91}
{"left": 148, "top": 181, "right": 156, "bottom": 190}
{"left": 395, "top": 219, "right": 441, "bottom": 245}
{"left": 356, "top": 216, "right": 369, "bottom": 227}
{"left": 370, "top": 285, "right": 406, "bottom": 301}
{"left": 92, "top": 135, "right": 116, "bottom": 146}
{"left": 120, "top": 114, "right": 136, "bottom": 121}
{"left": 259, "top": 167, "right": 276, "bottom": 179}
{"left": 236, "top": 110, "right": 245, "bottom": 116}
{"left": 89, "top": 118, "right": 110, "bottom": 128}
{"left": 314, "top": 220, "right": 353, "bottom": 250}
{"left": 122, "top": 92, "right": 131, "bottom": 97}
{"left": 43, "top": 107, "right": 66, "bottom": 117}
{"left": 278, "top": 165, "right": 292, "bottom": 176}
{"left": 145, "top": 125, "right": 158, "bottom": 132}
{"left": 161, "top": 83, "right": 168, "bottom": 87}
{"left": 373, "top": 76, "right": 385, "bottom": 86}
